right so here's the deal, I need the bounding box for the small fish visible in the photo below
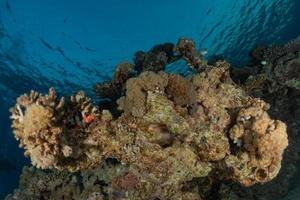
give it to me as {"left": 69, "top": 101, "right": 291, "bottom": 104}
{"left": 39, "top": 38, "right": 55, "bottom": 51}
{"left": 261, "top": 60, "right": 267, "bottom": 65}
{"left": 206, "top": 8, "right": 212, "bottom": 15}
{"left": 76, "top": 62, "right": 82, "bottom": 67}
{"left": 73, "top": 40, "right": 81, "bottom": 46}
{"left": 63, "top": 17, "right": 68, "bottom": 23}
{"left": 56, "top": 46, "right": 75, "bottom": 64}
{"left": 85, "top": 47, "right": 97, "bottom": 52}
{"left": 200, "top": 48, "right": 208, "bottom": 56}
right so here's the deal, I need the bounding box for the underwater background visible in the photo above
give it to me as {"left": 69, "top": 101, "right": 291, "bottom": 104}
{"left": 0, "top": 0, "right": 299, "bottom": 199}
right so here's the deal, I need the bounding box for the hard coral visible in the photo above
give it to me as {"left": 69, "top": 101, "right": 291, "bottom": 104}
{"left": 10, "top": 88, "right": 64, "bottom": 169}
{"left": 10, "top": 88, "right": 110, "bottom": 171}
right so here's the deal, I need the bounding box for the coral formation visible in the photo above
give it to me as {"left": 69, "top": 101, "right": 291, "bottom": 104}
{"left": 175, "top": 38, "right": 208, "bottom": 70}
{"left": 226, "top": 101, "right": 288, "bottom": 186}
{"left": 7, "top": 38, "right": 295, "bottom": 200}
{"left": 94, "top": 42, "right": 178, "bottom": 102}
{"left": 93, "top": 38, "right": 207, "bottom": 103}
{"left": 226, "top": 36, "right": 300, "bottom": 200}
{"left": 94, "top": 62, "right": 136, "bottom": 101}
{"left": 10, "top": 88, "right": 109, "bottom": 171}
{"left": 134, "top": 42, "right": 176, "bottom": 73}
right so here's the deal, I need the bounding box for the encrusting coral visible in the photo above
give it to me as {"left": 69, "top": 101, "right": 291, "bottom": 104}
{"left": 7, "top": 38, "right": 291, "bottom": 200}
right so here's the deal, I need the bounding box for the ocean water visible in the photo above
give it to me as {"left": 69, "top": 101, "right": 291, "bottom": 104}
{"left": 0, "top": 0, "right": 299, "bottom": 199}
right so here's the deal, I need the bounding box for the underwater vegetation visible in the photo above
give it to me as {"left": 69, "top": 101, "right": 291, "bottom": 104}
{"left": 5, "top": 37, "right": 300, "bottom": 200}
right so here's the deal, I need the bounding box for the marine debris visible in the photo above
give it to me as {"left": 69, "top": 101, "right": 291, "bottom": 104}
{"left": 6, "top": 37, "right": 299, "bottom": 200}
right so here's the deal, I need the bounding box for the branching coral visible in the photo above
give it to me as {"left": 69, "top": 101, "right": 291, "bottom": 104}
{"left": 8, "top": 38, "right": 291, "bottom": 200}
{"left": 175, "top": 38, "right": 208, "bottom": 70}
{"left": 10, "top": 88, "right": 65, "bottom": 169}
{"left": 243, "top": 36, "right": 300, "bottom": 92}
{"left": 10, "top": 88, "right": 112, "bottom": 171}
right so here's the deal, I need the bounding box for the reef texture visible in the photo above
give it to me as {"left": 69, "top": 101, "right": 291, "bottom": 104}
{"left": 5, "top": 160, "right": 127, "bottom": 200}
{"left": 7, "top": 38, "right": 296, "bottom": 200}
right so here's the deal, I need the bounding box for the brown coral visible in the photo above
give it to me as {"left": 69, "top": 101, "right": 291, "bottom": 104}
{"left": 93, "top": 62, "right": 136, "bottom": 101}
{"left": 11, "top": 63, "right": 288, "bottom": 187}
{"left": 134, "top": 42, "right": 176, "bottom": 73}
{"left": 117, "top": 71, "right": 169, "bottom": 117}
{"left": 175, "top": 37, "right": 208, "bottom": 71}
{"left": 166, "top": 74, "right": 196, "bottom": 106}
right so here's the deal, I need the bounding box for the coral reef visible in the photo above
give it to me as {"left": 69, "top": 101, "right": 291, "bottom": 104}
{"left": 7, "top": 38, "right": 295, "bottom": 200}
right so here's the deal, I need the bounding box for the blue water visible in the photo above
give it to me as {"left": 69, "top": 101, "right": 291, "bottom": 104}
{"left": 0, "top": 0, "right": 299, "bottom": 198}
